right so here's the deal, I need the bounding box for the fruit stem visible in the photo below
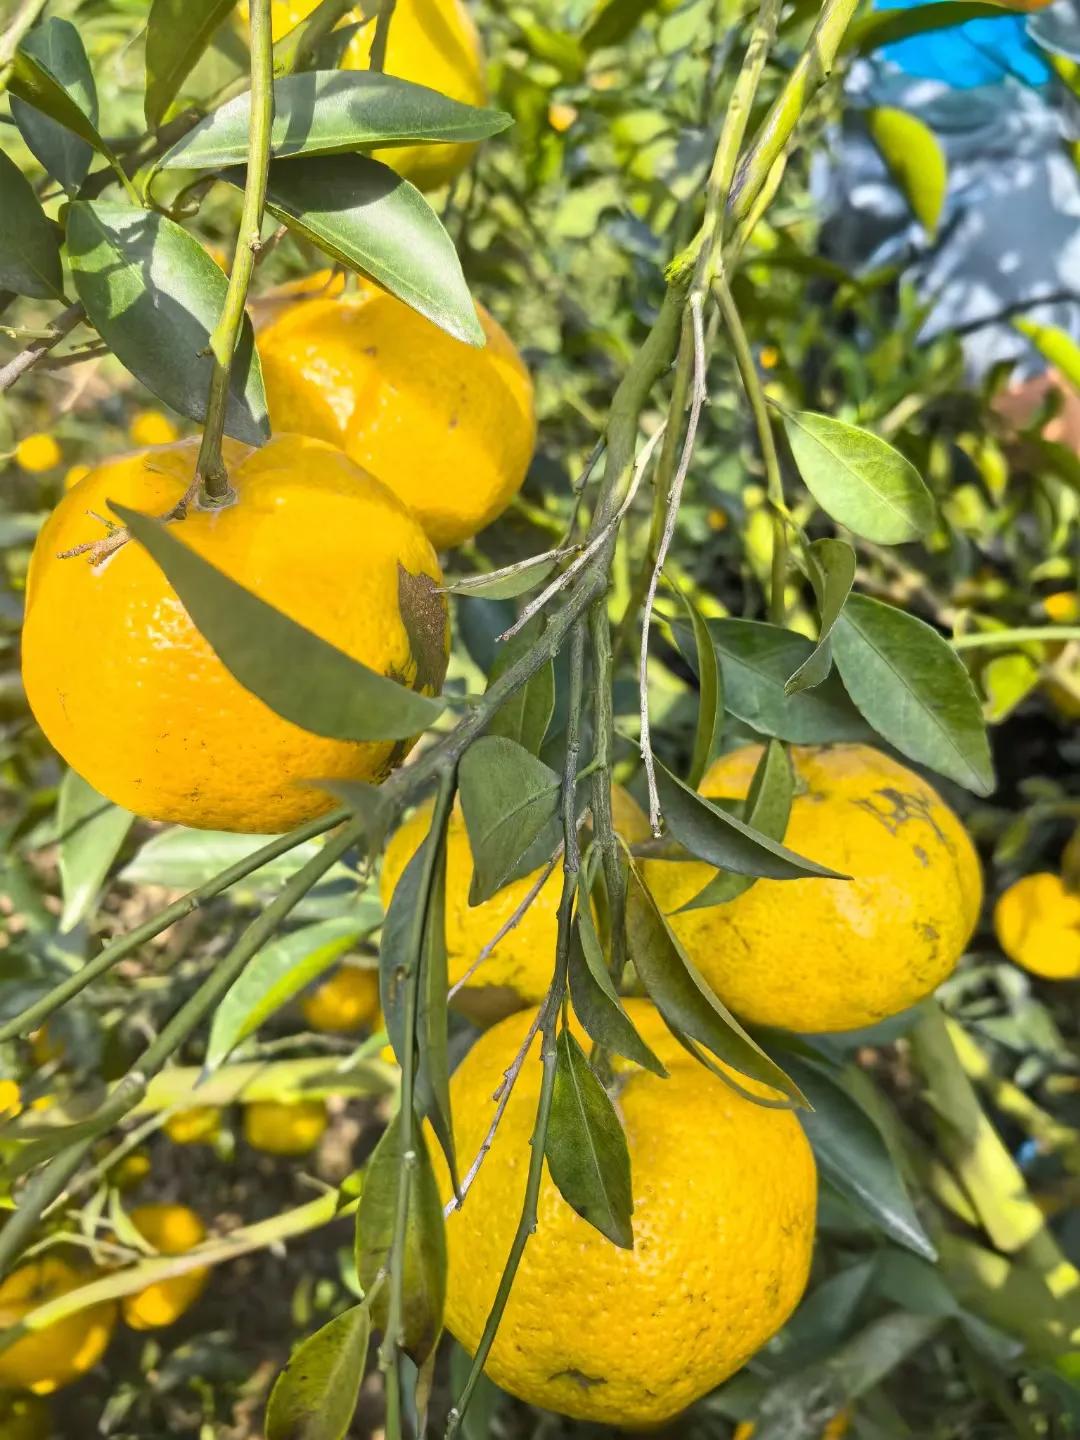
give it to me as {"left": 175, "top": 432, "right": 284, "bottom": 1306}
{"left": 194, "top": 0, "right": 276, "bottom": 504}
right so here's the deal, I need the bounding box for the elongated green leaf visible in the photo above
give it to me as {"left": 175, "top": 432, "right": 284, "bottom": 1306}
{"left": 568, "top": 897, "right": 667, "bottom": 1076}
{"left": 11, "top": 19, "right": 97, "bottom": 193}
{"left": 111, "top": 502, "right": 445, "bottom": 742}
{"left": 673, "top": 580, "right": 723, "bottom": 787}
{"left": 625, "top": 865, "right": 804, "bottom": 1102}
{"left": 582, "top": 0, "right": 663, "bottom": 50}
{"left": 66, "top": 202, "right": 268, "bottom": 443}
{"left": 266, "top": 1304, "right": 370, "bottom": 1440}
{"left": 0, "top": 150, "right": 63, "bottom": 300}
{"left": 146, "top": 0, "right": 238, "bottom": 128}
{"left": 832, "top": 595, "right": 994, "bottom": 795}
{"left": 679, "top": 740, "right": 793, "bottom": 911}
{"left": 783, "top": 410, "right": 936, "bottom": 544}
{"left": 223, "top": 155, "right": 483, "bottom": 345}
{"left": 120, "top": 828, "right": 329, "bottom": 890}
{"left": 486, "top": 617, "right": 555, "bottom": 757}
{"left": 356, "top": 1112, "right": 446, "bottom": 1363}
{"left": 707, "top": 619, "right": 870, "bottom": 743}
{"left": 57, "top": 770, "right": 133, "bottom": 934}
{"left": 654, "top": 758, "right": 842, "bottom": 881}
{"left": 867, "top": 108, "right": 947, "bottom": 237}
{"left": 442, "top": 555, "right": 558, "bottom": 600}
{"left": 414, "top": 828, "right": 456, "bottom": 1187}
{"left": 786, "top": 538, "right": 856, "bottom": 695}
{"left": 161, "top": 70, "right": 511, "bottom": 169}
{"left": 546, "top": 1030, "right": 634, "bottom": 1248}
{"left": 206, "top": 916, "right": 372, "bottom": 1071}
{"left": 9, "top": 45, "right": 117, "bottom": 171}
{"left": 1014, "top": 317, "right": 1080, "bottom": 392}
{"left": 458, "top": 737, "right": 561, "bottom": 904}
{"left": 843, "top": 2, "right": 1005, "bottom": 54}
{"left": 785, "top": 1055, "right": 935, "bottom": 1260}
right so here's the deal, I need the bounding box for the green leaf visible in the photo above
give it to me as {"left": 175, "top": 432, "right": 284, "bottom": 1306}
{"left": 145, "top": 0, "right": 239, "bottom": 128}
{"left": 1014, "top": 317, "right": 1080, "bottom": 393}
{"left": 111, "top": 501, "right": 445, "bottom": 742}
{"left": 625, "top": 864, "right": 804, "bottom": 1103}
{"left": 265, "top": 1304, "right": 370, "bottom": 1440}
{"left": 582, "top": 0, "right": 663, "bottom": 50}
{"left": 442, "top": 555, "right": 558, "bottom": 600}
{"left": 782, "top": 410, "right": 936, "bottom": 544}
{"left": 568, "top": 896, "right": 667, "bottom": 1077}
{"left": 458, "top": 736, "right": 561, "bottom": 904}
{"left": 0, "top": 149, "right": 63, "bottom": 300}
{"left": 785, "top": 538, "right": 856, "bottom": 695}
{"left": 844, "top": 2, "right": 1006, "bottom": 55}
{"left": 120, "top": 828, "right": 330, "bottom": 891}
{"left": 356, "top": 1112, "right": 446, "bottom": 1364}
{"left": 678, "top": 739, "right": 793, "bottom": 911}
{"left": 57, "top": 770, "right": 133, "bottom": 934}
{"left": 866, "top": 108, "right": 947, "bottom": 238}
{"left": 160, "top": 70, "right": 511, "bottom": 169}
{"left": 66, "top": 201, "right": 268, "bottom": 444}
{"left": 205, "top": 916, "right": 374, "bottom": 1071}
{"left": 832, "top": 594, "right": 995, "bottom": 795}
{"left": 706, "top": 619, "right": 870, "bottom": 743}
{"left": 8, "top": 44, "right": 119, "bottom": 172}
{"left": 673, "top": 580, "right": 723, "bottom": 787}
{"left": 222, "top": 154, "right": 484, "bottom": 345}
{"left": 546, "top": 1029, "right": 634, "bottom": 1248}
{"left": 485, "top": 617, "right": 555, "bottom": 757}
{"left": 654, "top": 757, "right": 843, "bottom": 881}
{"left": 10, "top": 19, "right": 98, "bottom": 194}
{"left": 785, "top": 1055, "right": 936, "bottom": 1260}
{"left": 414, "top": 826, "right": 456, "bottom": 1187}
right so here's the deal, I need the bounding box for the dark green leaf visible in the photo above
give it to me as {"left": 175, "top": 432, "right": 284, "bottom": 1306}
{"left": 112, "top": 501, "right": 445, "bottom": 742}
{"left": 66, "top": 201, "right": 268, "bottom": 443}
{"left": 866, "top": 108, "right": 947, "bottom": 237}
{"left": 625, "top": 864, "right": 804, "bottom": 1102}
{"left": 785, "top": 1055, "right": 936, "bottom": 1260}
{"left": 654, "top": 758, "right": 842, "bottom": 881}
{"left": 458, "top": 736, "right": 561, "bottom": 904}
{"left": 222, "top": 154, "right": 484, "bottom": 345}
{"left": 546, "top": 1029, "right": 634, "bottom": 1248}
{"left": 782, "top": 410, "right": 936, "bottom": 544}
{"left": 356, "top": 1112, "right": 446, "bottom": 1363}
{"left": 673, "top": 580, "right": 723, "bottom": 787}
{"left": 414, "top": 827, "right": 456, "bottom": 1188}
{"left": 843, "top": 2, "right": 1005, "bottom": 55}
{"left": 707, "top": 619, "right": 870, "bottom": 743}
{"left": 0, "top": 149, "right": 63, "bottom": 300}
{"left": 786, "top": 538, "right": 856, "bottom": 694}
{"left": 443, "top": 554, "right": 558, "bottom": 601}
{"left": 11, "top": 19, "right": 97, "bottom": 193}
{"left": 582, "top": 0, "right": 663, "bottom": 50}
{"left": 145, "top": 0, "right": 239, "bottom": 127}
{"left": 161, "top": 70, "right": 511, "bottom": 169}
{"left": 832, "top": 594, "right": 995, "bottom": 795}
{"left": 265, "top": 1304, "right": 370, "bottom": 1440}
{"left": 57, "top": 769, "right": 133, "bottom": 934}
{"left": 485, "top": 617, "right": 555, "bottom": 757}
{"left": 9, "top": 45, "right": 117, "bottom": 170}
{"left": 206, "top": 916, "right": 373, "bottom": 1072}
{"left": 568, "top": 896, "right": 667, "bottom": 1076}
{"left": 679, "top": 739, "right": 793, "bottom": 911}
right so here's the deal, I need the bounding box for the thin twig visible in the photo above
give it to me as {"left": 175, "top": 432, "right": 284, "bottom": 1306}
{"left": 639, "top": 294, "right": 706, "bottom": 834}
{"left": 447, "top": 853, "right": 561, "bottom": 999}
{"left": 0, "top": 304, "right": 85, "bottom": 395}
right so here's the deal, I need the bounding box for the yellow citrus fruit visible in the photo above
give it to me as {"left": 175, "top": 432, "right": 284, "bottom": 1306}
{"left": 121, "top": 1204, "right": 209, "bottom": 1331}
{"left": 258, "top": 280, "right": 535, "bottom": 549}
{"left": 642, "top": 744, "right": 982, "bottom": 1033}
{"left": 163, "top": 1106, "right": 223, "bottom": 1145}
{"left": 994, "top": 873, "right": 1080, "bottom": 980}
{"left": 758, "top": 345, "right": 780, "bottom": 370}
{"left": 127, "top": 409, "right": 179, "bottom": 447}
{"left": 243, "top": 1098, "right": 328, "bottom": 1155}
{"left": 1044, "top": 591, "right": 1080, "bottom": 624}
{"left": 381, "top": 786, "right": 650, "bottom": 1003}
{"left": 14, "top": 435, "right": 61, "bottom": 473}
{"left": 735, "top": 1410, "right": 850, "bottom": 1440}
{"left": 301, "top": 965, "right": 381, "bottom": 1033}
{"left": 264, "top": 0, "right": 487, "bottom": 189}
{"left": 433, "top": 1002, "right": 816, "bottom": 1425}
{"left": 0, "top": 1079, "right": 22, "bottom": 1118}
{"left": 0, "top": 1393, "right": 51, "bottom": 1440}
{"left": 547, "top": 101, "right": 578, "bottom": 132}
{"left": 22, "top": 434, "right": 448, "bottom": 832}
{"left": 0, "top": 1257, "right": 116, "bottom": 1395}
{"left": 63, "top": 464, "right": 91, "bottom": 491}
{"left": 111, "top": 1151, "right": 152, "bottom": 1189}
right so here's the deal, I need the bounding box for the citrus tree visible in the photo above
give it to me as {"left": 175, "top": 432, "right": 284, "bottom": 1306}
{"left": 1, "top": 0, "right": 1079, "bottom": 1437}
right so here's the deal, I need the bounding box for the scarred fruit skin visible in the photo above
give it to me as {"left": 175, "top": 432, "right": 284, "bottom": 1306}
{"left": 0, "top": 1258, "right": 116, "bottom": 1395}
{"left": 994, "top": 872, "right": 1080, "bottom": 979}
{"left": 121, "top": 1204, "right": 209, "bottom": 1331}
{"left": 643, "top": 744, "right": 982, "bottom": 1033}
{"left": 380, "top": 786, "right": 651, "bottom": 1003}
{"left": 433, "top": 1002, "right": 816, "bottom": 1426}
{"left": 22, "top": 435, "right": 448, "bottom": 833}
{"left": 301, "top": 965, "right": 381, "bottom": 1033}
{"left": 258, "top": 284, "right": 535, "bottom": 550}
{"left": 243, "top": 1099, "right": 328, "bottom": 1155}
{"left": 265, "top": 0, "right": 487, "bottom": 189}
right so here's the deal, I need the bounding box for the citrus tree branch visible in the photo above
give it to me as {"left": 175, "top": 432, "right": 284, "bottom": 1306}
{"left": 0, "top": 304, "right": 86, "bottom": 395}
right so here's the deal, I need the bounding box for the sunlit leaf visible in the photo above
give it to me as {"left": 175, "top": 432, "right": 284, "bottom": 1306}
{"left": 145, "top": 0, "right": 239, "bottom": 127}
{"left": 1014, "top": 317, "right": 1080, "bottom": 393}
{"left": 442, "top": 554, "right": 558, "bottom": 600}
{"left": 458, "top": 737, "right": 561, "bottom": 904}
{"left": 266, "top": 1304, "right": 370, "bottom": 1440}
{"left": 8, "top": 42, "right": 118, "bottom": 170}
{"left": 11, "top": 19, "right": 97, "bottom": 193}
{"left": 866, "top": 108, "right": 947, "bottom": 237}
{"left": 57, "top": 770, "right": 133, "bottom": 934}
{"left": 785, "top": 538, "right": 856, "bottom": 695}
